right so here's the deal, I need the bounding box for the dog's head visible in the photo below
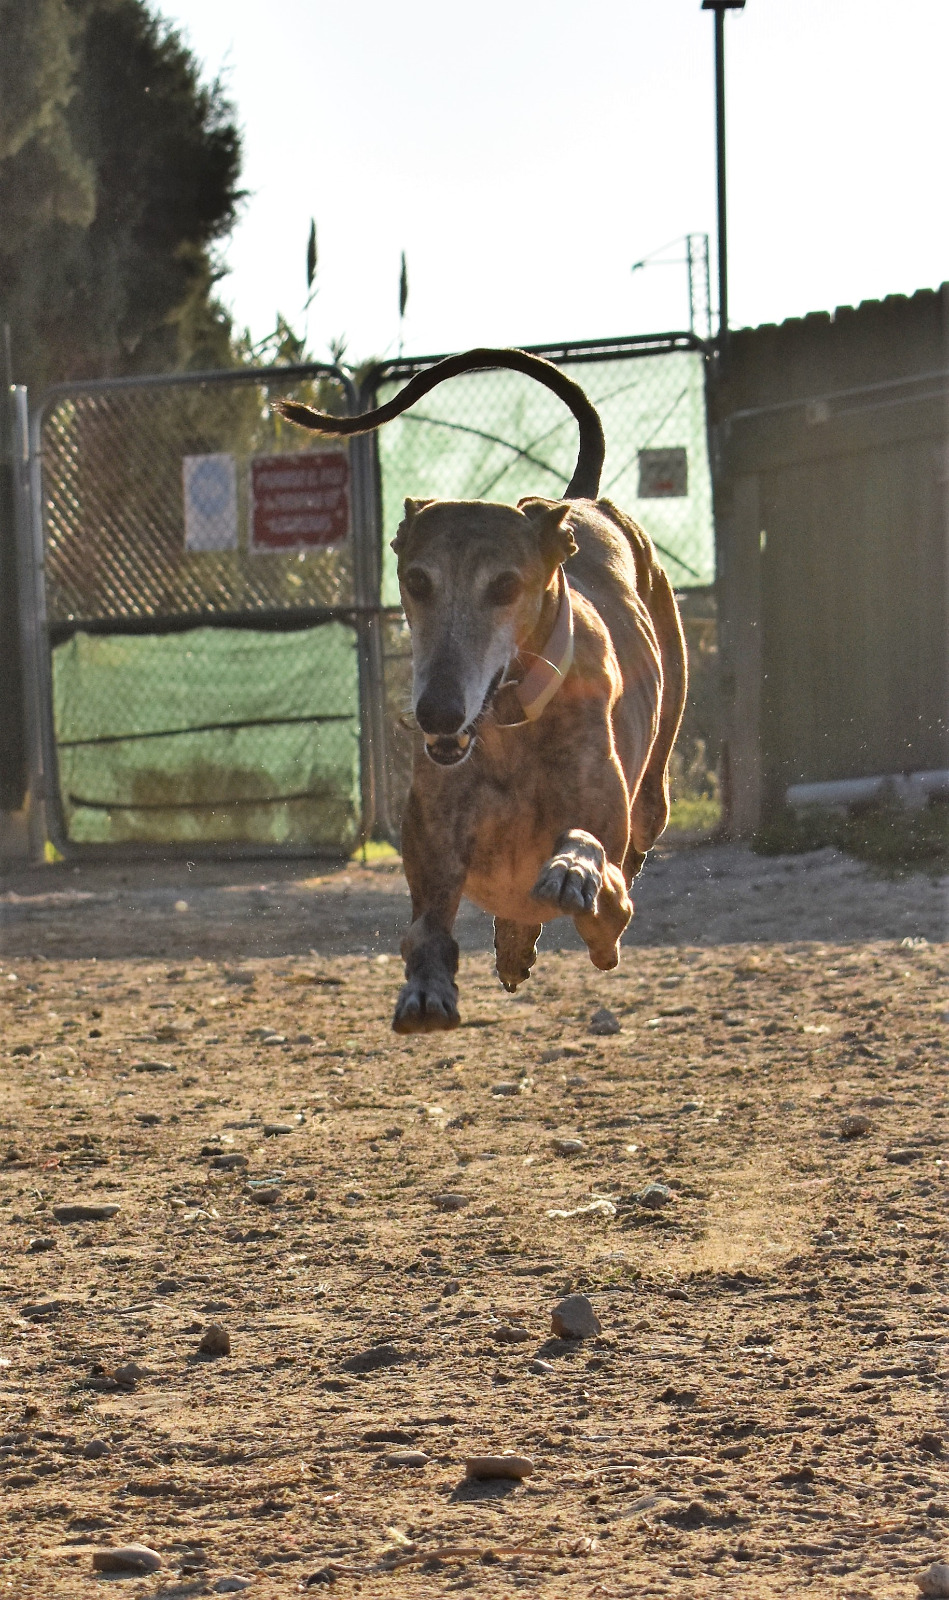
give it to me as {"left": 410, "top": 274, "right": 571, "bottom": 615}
{"left": 393, "top": 496, "right": 577, "bottom": 767}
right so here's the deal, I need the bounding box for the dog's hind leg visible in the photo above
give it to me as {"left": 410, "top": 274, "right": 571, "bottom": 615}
{"left": 494, "top": 918, "right": 542, "bottom": 993}
{"left": 573, "top": 861, "right": 632, "bottom": 970}
{"left": 531, "top": 829, "right": 632, "bottom": 971}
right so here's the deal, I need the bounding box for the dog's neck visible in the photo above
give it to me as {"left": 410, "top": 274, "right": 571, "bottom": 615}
{"left": 520, "top": 571, "right": 564, "bottom": 663}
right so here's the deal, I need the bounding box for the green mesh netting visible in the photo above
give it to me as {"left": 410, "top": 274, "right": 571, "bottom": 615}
{"left": 52, "top": 625, "right": 360, "bottom": 849}
{"left": 376, "top": 350, "right": 713, "bottom": 607}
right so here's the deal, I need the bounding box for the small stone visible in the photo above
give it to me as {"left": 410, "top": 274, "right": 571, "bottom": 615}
{"left": 114, "top": 1361, "right": 150, "bottom": 1384}
{"left": 433, "top": 1192, "right": 468, "bottom": 1212}
{"left": 198, "top": 1324, "right": 231, "bottom": 1357}
{"left": 248, "top": 1186, "right": 281, "bottom": 1205}
{"left": 209, "top": 1153, "right": 249, "bottom": 1170}
{"left": 92, "top": 1545, "right": 163, "bottom": 1575}
{"left": 132, "top": 1059, "right": 177, "bottom": 1073}
{"left": 213, "top": 1580, "right": 253, "bottom": 1594}
{"left": 552, "top": 1138, "right": 584, "bottom": 1155}
{"left": 383, "top": 1450, "right": 429, "bottom": 1468}
{"left": 341, "top": 1342, "right": 404, "bottom": 1374}
{"left": 135, "top": 1112, "right": 162, "bottom": 1126}
{"left": 442, "top": 1279, "right": 461, "bottom": 1296}
{"left": 551, "top": 1293, "right": 602, "bottom": 1340}
{"left": 52, "top": 1202, "right": 120, "bottom": 1223}
{"left": 261, "top": 1035, "right": 287, "bottom": 1047}
{"left": 343, "top": 1189, "right": 367, "bottom": 1205}
{"left": 529, "top": 1358, "right": 555, "bottom": 1374}
{"left": 224, "top": 969, "right": 255, "bottom": 986}
{"left": 491, "top": 1082, "right": 521, "bottom": 1097}
{"left": 917, "top": 1563, "right": 949, "bottom": 1598}
{"left": 83, "top": 1437, "right": 110, "bottom": 1459}
{"left": 262, "top": 1122, "right": 294, "bottom": 1136}
{"left": 885, "top": 1147, "right": 925, "bottom": 1164}
{"left": 27, "top": 1237, "right": 55, "bottom": 1253}
{"left": 638, "top": 1182, "right": 674, "bottom": 1209}
{"left": 918, "top": 1432, "right": 944, "bottom": 1457}
{"left": 294, "top": 1033, "right": 314, "bottom": 1045}
{"left": 840, "top": 1114, "right": 872, "bottom": 1139}
{"left": 155, "top": 1278, "right": 181, "bottom": 1295}
{"left": 492, "top": 1323, "right": 531, "bottom": 1344}
{"left": 465, "top": 1453, "right": 534, "bottom": 1481}
{"left": 589, "top": 1007, "right": 620, "bottom": 1036}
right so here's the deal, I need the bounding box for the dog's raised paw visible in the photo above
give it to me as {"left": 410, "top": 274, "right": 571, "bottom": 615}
{"left": 531, "top": 852, "right": 601, "bottom": 913}
{"left": 392, "top": 977, "right": 460, "bottom": 1035}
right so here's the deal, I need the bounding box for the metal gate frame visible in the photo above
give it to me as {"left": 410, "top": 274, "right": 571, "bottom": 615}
{"left": 11, "top": 361, "right": 383, "bottom": 862}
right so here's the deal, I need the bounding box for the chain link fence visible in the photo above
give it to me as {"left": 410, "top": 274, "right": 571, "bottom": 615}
{"left": 360, "top": 335, "right": 714, "bottom": 835}
{"left": 20, "top": 364, "right": 373, "bottom": 855}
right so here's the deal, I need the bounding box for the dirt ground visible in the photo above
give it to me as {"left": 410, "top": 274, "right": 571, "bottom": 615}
{"left": 0, "top": 841, "right": 946, "bottom": 1598}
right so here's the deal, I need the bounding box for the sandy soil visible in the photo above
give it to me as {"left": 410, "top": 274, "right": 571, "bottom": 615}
{"left": 0, "top": 843, "right": 946, "bottom": 1597}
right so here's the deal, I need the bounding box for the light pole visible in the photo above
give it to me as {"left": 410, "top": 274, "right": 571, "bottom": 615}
{"left": 702, "top": 0, "right": 744, "bottom": 360}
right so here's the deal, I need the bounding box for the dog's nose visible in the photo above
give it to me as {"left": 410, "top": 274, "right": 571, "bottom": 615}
{"left": 415, "top": 689, "right": 467, "bottom": 737}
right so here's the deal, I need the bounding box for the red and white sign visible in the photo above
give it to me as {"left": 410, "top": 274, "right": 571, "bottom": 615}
{"left": 250, "top": 449, "right": 351, "bottom": 551}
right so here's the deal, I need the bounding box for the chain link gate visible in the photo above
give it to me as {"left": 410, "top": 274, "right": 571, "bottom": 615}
{"left": 13, "top": 363, "right": 381, "bottom": 858}
{"left": 358, "top": 333, "right": 714, "bottom": 840}
{"left": 13, "top": 334, "right": 713, "bottom": 860}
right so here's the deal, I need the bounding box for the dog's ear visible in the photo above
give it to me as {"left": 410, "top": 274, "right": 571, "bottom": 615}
{"left": 391, "top": 497, "right": 434, "bottom": 555}
{"left": 518, "top": 498, "right": 578, "bottom": 566}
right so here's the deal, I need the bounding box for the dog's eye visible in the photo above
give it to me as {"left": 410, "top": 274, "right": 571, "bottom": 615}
{"left": 402, "top": 568, "right": 433, "bottom": 603}
{"left": 486, "top": 572, "right": 522, "bottom": 606}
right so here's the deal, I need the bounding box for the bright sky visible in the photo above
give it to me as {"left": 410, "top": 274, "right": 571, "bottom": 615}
{"left": 156, "top": 0, "right": 949, "bottom": 365}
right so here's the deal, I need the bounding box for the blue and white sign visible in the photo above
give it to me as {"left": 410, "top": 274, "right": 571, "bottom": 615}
{"left": 182, "top": 454, "right": 238, "bottom": 551}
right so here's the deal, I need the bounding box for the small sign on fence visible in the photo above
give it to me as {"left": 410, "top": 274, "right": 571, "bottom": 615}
{"left": 182, "top": 454, "right": 239, "bottom": 551}
{"left": 638, "top": 447, "right": 688, "bottom": 498}
{"left": 250, "top": 449, "right": 351, "bottom": 552}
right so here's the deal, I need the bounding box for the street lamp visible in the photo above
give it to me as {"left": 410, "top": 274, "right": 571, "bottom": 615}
{"left": 702, "top": 0, "right": 745, "bottom": 359}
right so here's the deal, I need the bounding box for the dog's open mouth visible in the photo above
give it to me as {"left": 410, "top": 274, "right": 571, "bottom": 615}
{"left": 423, "top": 731, "right": 473, "bottom": 767}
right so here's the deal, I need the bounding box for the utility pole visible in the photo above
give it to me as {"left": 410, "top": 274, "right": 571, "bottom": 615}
{"left": 702, "top": 0, "right": 744, "bottom": 361}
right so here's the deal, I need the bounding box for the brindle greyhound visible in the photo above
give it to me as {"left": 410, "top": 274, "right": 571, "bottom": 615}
{"left": 276, "top": 349, "right": 687, "bottom": 1033}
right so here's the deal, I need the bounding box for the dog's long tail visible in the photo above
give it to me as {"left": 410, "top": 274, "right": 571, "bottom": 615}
{"left": 274, "top": 347, "right": 605, "bottom": 500}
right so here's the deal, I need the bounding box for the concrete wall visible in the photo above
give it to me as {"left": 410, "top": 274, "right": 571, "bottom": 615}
{"left": 711, "top": 285, "right": 949, "bottom": 833}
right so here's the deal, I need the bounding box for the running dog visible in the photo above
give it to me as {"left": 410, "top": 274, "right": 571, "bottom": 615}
{"left": 277, "top": 349, "right": 687, "bottom": 1033}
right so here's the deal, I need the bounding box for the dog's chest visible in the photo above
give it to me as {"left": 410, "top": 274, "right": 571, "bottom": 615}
{"left": 461, "top": 792, "right": 557, "bottom": 922}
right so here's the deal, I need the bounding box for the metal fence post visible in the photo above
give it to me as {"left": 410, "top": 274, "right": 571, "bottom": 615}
{"left": 11, "top": 387, "right": 49, "bottom": 860}
{"left": 350, "top": 428, "right": 394, "bottom": 844}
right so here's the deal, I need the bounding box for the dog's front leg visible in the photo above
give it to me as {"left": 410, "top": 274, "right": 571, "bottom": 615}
{"left": 392, "top": 790, "right": 470, "bottom": 1035}
{"left": 531, "top": 828, "right": 632, "bottom": 972}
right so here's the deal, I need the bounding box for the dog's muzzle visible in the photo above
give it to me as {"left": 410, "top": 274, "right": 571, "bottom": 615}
{"left": 423, "top": 730, "right": 473, "bottom": 767}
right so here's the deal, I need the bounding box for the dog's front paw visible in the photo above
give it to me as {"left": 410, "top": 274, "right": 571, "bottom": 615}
{"left": 531, "top": 850, "right": 602, "bottom": 913}
{"left": 392, "top": 975, "right": 460, "bottom": 1035}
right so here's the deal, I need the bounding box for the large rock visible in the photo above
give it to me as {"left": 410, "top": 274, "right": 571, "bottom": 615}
{"left": 917, "top": 1564, "right": 949, "bottom": 1598}
{"left": 92, "top": 1546, "right": 162, "bottom": 1574}
{"left": 550, "top": 1293, "right": 602, "bottom": 1339}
